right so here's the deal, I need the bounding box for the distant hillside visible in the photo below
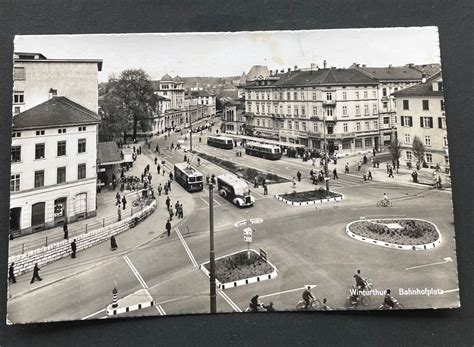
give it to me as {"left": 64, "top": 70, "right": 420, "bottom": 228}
{"left": 181, "top": 76, "right": 240, "bottom": 87}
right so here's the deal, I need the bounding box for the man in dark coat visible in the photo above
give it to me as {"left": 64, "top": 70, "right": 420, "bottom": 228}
{"left": 9, "top": 263, "right": 16, "bottom": 284}
{"left": 111, "top": 236, "right": 118, "bottom": 250}
{"left": 166, "top": 196, "right": 171, "bottom": 211}
{"left": 166, "top": 220, "right": 172, "bottom": 237}
{"left": 30, "top": 263, "right": 42, "bottom": 284}
{"left": 71, "top": 239, "right": 77, "bottom": 258}
{"left": 296, "top": 171, "right": 302, "bottom": 182}
{"left": 122, "top": 196, "right": 127, "bottom": 210}
{"left": 63, "top": 222, "right": 69, "bottom": 240}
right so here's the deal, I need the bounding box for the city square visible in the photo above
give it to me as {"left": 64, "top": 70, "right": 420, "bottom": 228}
{"left": 6, "top": 28, "right": 459, "bottom": 323}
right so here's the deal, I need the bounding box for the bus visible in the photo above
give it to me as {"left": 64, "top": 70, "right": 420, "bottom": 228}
{"left": 216, "top": 174, "right": 255, "bottom": 207}
{"left": 207, "top": 135, "right": 234, "bottom": 149}
{"left": 245, "top": 141, "right": 282, "bottom": 160}
{"left": 174, "top": 163, "right": 203, "bottom": 192}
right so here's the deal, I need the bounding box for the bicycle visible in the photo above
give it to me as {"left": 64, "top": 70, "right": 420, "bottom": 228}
{"left": 377, "top": 199, "right": 392, "bottom": 207}
{"left": 378, "top": 301, "right": 404, "bottom": 310}
{"left": 295, "top": 297, "right": 322, "bottom": 311}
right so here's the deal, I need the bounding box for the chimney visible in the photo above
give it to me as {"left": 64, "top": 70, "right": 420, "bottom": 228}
{"left": 323, "top": 60, "right": 327, "bottom": 69}
{"left": 269, "top": 70, "right": 273, "bottom": 76}
{"left": 281, "top": 69, "right": 284, "bottom": 73}
{"left": 287, "top": 68, "right": 291, "bottom": 73}
{"left": 421, "top": 73, "right": 427, "bottom": 83}
{"left": 408, "top": 63, "right": 414, "bottom": 68}
{"left": 49, "top": 88, "right": 57, "bottom": 99}
{"left": 294, "top": 65, "right": 298, "bottom": 71}
{"left": 310, "top": 63, "right": 316, "bottom": 70}
{"left": 388, "top": 64, "right": 392, "bottom": 68}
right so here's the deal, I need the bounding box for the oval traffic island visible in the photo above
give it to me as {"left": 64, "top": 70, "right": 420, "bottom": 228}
{"left": 276, "top": 189, "right": 344, "bottom": 206}
{"left": 346, "top": 218, "right": 442, "bottom": 251}
{"left": 200, "top": 249, "right": 278, "bottom": 290}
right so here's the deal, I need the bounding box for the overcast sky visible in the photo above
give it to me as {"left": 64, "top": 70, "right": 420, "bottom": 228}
{"left": 15, "top": 27, "right": 440, "bottom": 82}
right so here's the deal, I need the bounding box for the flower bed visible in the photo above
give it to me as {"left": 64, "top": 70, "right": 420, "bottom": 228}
{"left": 203, "top": 250, "right": 274, "bottom": 283}
{"left": 348, "top": 219, "right": 440, "bottom": 246}
{"left": 279, "top": 189, "right": 342, "bottom": 203}
{"left": 195, "top": 152, "right": 289, "bottom": 185}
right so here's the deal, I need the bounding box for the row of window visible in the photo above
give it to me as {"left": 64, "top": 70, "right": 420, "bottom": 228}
{"left": 248, "top": 90, "right": 376, "bottom": 102}
{"left": 11, "top": 139, "right": 87, "bottom": 163}
{"left": 403, "top": 134, "right": 448, "bottom": 147}
{"left": 403, "top": 99, "right": 445, "bottom": 111}
{"left": 254, "top": 119, "right": 378, "bottom": 133}
{"left": 11, "top": 127, "right": 88, "bottom": 138}
{"left": 400, "top": 116, "right": 446, "bottom": 129}
{"left": 249, "top": 103, "right": 377, "bottom": 117}
{"left": 10, "top": 164, "right": 87, "bottom": 192}
{"left": 405, "top": 151, "right": 448, "bottom": 165}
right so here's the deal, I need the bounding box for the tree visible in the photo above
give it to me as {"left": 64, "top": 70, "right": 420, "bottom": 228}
{"left": 389, "top": 139, "right": 402, "bottom": 163}
{"left": 98, "top": 93, "right": 128, "bottom": 142}
{"left": 412, "top": 136, "right": 425, "bottom": 164}
{"left": 100, "top": 69, "right": 159, "bottom": 143}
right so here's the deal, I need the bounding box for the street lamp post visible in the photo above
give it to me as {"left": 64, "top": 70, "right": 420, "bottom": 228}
{"left": 323, "top": 111, "right": 330, "bottom": 194}
{"left": 208, "top": 182, "right": 217, "bottom": 313}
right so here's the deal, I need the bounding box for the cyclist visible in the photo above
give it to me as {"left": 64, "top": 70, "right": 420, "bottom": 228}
{"left": 302, "top": 286, "right": 315, "bottom": 309}
{"left": 354, "top": 269, "right": 367, "bottom": 291}
{"left": 383, "top": 289, "right": 397, "bottom": 309}
{"left": 249, "top": 294, "right": 262, "bottom": 312}
{"left": 381, "top": 192, "right": 391, "bottom": 206}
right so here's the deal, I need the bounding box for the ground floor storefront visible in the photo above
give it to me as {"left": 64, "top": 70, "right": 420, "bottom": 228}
{"left": 401, "top": 147, "right": 450, "bottom": 172}
{"left": 9, "top": 178, "right": 97, "bottom": 237}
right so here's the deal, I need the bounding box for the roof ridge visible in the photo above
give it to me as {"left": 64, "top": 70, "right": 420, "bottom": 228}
{"left": 57, "top": 97, "right": 100, "bottom": 120}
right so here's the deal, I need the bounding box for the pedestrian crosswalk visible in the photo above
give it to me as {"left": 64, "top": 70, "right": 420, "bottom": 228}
{"left": 313, "top": 173, "right": 368, "bottom": 189}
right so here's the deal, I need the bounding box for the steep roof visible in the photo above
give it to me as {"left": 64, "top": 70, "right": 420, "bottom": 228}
{"left": 173, "top": 75, "right": 183, "bottom": 82}
{"left": 98, "top": 141, "right": 123, "bottom": 165}
{"left": 410, "top": 64, "right": 441, "bottom": 77}
{"left": 354, "top": 65, "right": 422, "bottom": 81}
{"left": 392, "top": 71, "right": 443, "bottom": 97}
{"left": 269, "top": 68, "right": 377, "bottom": 87}
{"left": 12, "top": 97, "right": 100, "bottom": 130}
{"left": 161, "top": 73, "right": 173, "bottom": 81}
{"left": 246, "top": 65, "right": 270, "bottom": 81}
{"left": 189, "top": 90, "right": 215, "bottom": 98}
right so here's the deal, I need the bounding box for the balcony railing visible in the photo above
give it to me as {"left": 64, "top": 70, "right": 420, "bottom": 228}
{"left": 322, "top": 99, "right": 336, "bottom": 106}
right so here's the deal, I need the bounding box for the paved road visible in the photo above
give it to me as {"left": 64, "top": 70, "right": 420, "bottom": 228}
{"left": 7, "top": 119, "right": 459, "bottom": 322}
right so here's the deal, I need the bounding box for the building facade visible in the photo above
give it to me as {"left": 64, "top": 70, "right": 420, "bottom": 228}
{"left": 13, "top": 52, "right": 102, "bottom": 115}
{"left": 10, "top": 97, "right": 100, "bottom": 236}
{"left": 222, "top": 101, "right": 246, "bottom": 134}
{"left": 393, "top": 72, "right": 448, "bottom": 169}
{"left": 243, "top": 66, "right": 381, "bottom": 155}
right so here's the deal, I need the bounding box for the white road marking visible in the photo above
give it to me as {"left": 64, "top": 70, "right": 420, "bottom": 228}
{"left": 123, "top": 256, "right": 166, "bottom": 315}
{"left": 360, "top": 214, "right": 407, "bottom": 219}
{"left": 81, "top": 308, "right": 106, "bottom": 320}
{"left": 405, "top": 257, "right": 453, "bottom": 270}
{"left": 259, "top": 286, "right": 307, "bottom": 299}
{"left": 176, "top": 228, "right": 198, "bottom": 267}
{"left": 213, "top": 198, "right": 221, "bottom": 206}
{"left": 443, "top": 288, "right": 459, "bottom": 294}
{"left": 200, "top": 197, "right": 209, "bottom": 206}
{"left": 218, "top": 290, "right": 242, "bottom": 312}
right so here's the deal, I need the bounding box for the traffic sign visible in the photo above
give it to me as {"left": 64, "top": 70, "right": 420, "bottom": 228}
{"left": 243, "top": 227, "right": 253, "bottom": 243}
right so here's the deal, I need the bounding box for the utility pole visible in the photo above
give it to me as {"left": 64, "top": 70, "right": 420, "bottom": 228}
{"left": 323, "top": 110, "right": 330, "bottom": 194}
{"left": 208, "top": 182, "right": 217, "bottom": 313}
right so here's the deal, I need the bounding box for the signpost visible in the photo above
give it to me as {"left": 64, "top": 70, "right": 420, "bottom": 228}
{"left": 243, "top": 227, "right": 253, "bottom": 259}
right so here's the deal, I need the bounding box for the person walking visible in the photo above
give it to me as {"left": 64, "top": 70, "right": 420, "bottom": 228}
{"left": 117, "top": 204, "right": 122, "bottom": 221}
{"left": 122, "top": 196, "right": 127, "bottom": 210}
{"left": 175, "top": 201, "right": 180, "bottom": 215}
{"left": 158, "top": 183, "right": 162, "bottom": 196}
{"left": 333, "top": 168, "right": 339, "bottom": 180}
{"left": 368, "top": 170, "right": 373, "bottom": 180}
{"left": 169, "top": 208, "right": 174, "bottom": 221}
{"left": 155, "top": 157, "right": 158, "bottom": 165}
{"left": 157, "top": 164, "right": 161, "bottom": 174}
{"left": 63, "top": 222, "right": 69, "bottom": 240}
{"left": 30, "top": 263, "right": 42, "bottom": 284}
{"left": 254, "top": 178, "right": 259, "bottom": 189}
{"left": 296, "top": 171, "right": 302, "bottom": 182}
{"left": 357, "top": 161, "right": 362, "bottom": 172}
{"left": 263, "top": 183, "right": 268, "bottom": 195}
{"left": 178, "top": 204, "right": 184, "bottom": 218}
{"left": 388, "top": 166, "right": 394, "bottom": 178}
{"left": 345, "top": 163, "right": 349, "bottom": 174}
{"left": 166, "top": 196, "right": 171, "bottom": 211}
{"left": 71, "top": 239, "right": 77, "bottom": 258}
{"left": 111, "top": 235, "right": 118, "bottom": 251}
{"left": 166, "top": 220, "right": 172, "bottom": 237}
{"left": 164, "top": 183, "right": 169, "bottom": 195}
{"left": 169, "top": 172, "right": 174, "bottom": 181}
{"left": 9, "top": 263, "right": 16, "bottom": 284}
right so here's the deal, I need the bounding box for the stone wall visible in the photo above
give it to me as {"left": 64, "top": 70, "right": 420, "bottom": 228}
{"left": 8, "top": 200, "right": 157, "bottom": 276}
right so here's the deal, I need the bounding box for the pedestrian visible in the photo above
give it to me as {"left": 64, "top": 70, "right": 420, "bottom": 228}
{"left": 263, "top": 183, "right": 268, "bottom": 195}
{"left": 71, "top": 239, "right": 77, "bottom": 258}
{"left": 175, "top": 201, "right": 180, "bottom": 215}
{"left": 141, "top": 173, "right": 144, "bottom": 183}
{"left": 373, "top": 148, "right": 376, "bottom": 157}
{"left": 386, "top": 162, "right": 390, "bottom": 174}
{"left": 112, "top": 178, "right": 117, "bottom": 190}
{"left": 162, "top": 168, "right": 165, "bottom": 176}
{"left": 368, "top": 170, "right": 373, "bottom": 180}
{"left": 333, "top": 168, "right": 339, "bottom": 180}
{"left": 117, "top": 204, "right": 122, "bottom": 221}
{"left": 166, "top": 196, "right": 171, "bottom": 210}
{"left": 115, "top": 192, "right": 121, "bottom": 205}
{"left": 166, "top": 220, "right": 172, "bottom": 237}
{"left": 168, "top": 180, "right": 172, "bottom": 191}
{"left": 184, "top": 154, "right": 187, "bottom": 162}
{"left": 254, "top": 178, "right": 259, "bottom": 188}
{"left": 157, "top": 164, "right": 161, "bottom": 174}
{"left": 30, "top": 263, "right": 42, "bottom": 284}
{"left": 199, "top": 137, "right": 202, "bottom": 143}
{"left": 63, "top": 222, "right": 69, "bottom": 240}
{"left": 437, "top": 175, "right": 442, "bottom": 189}
{"left": 297, "top": 171, "right": 302, "bottom": 182}
{"left": 310, "top": 169, "right": 314, "bottom": 178}
{"left": 9, "top": 263, "right": 16, "bottom": 284}
{"left": 169, "top": 172, "right": 174, "bottom": 181}
{"left": 122, "top": 196, "right": 127, "bottom": 210}
{"left": 155, "top": 157, "right": 158, "bottom": 165}
{"left": 388, "top": 167, "right": 394, "bottom": 178}
{"left": 133, "top": 145, "right": 136, "bottom": 153}
{"left": 146, "top": 164, "right": 150, "bottom": 172}
{"left": 111, "top": 235, "right": 118, "bottom": 251}
{"left": 211, "top": 174, "right": 216, "bottom": 185}
{"left": 169, "top": 208, "right": 174, "bottom": 221}
{"left": 357, "top": 161, "right": 362, "bottom": 172}
{"left": 148, "top": 173, "right": 152, "bottom": 184}
{"left": 363, "top": 155, "right": 367, "bottom": 165}
{"left": 292, "top": 177, "right": 297, "bottom": 188}
{"left": 345, "top": 163, "right": 349, "bottom": 174}
{"left": 312, "top": 158, "right": 316, "bottom": 166}
{"left": 158, "top": 183, "right": 162, "bottom": 196}
{"left": 197, "top": 157, "right": 201, "bottom": 166}
{"left": 206, "top": 174, "right": 210, "bottom": 185}
{"left": 179, "top": 204, "right": 184, "bottom": 218}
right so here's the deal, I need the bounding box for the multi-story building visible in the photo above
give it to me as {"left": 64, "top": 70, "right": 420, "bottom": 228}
{"left": 13, "top": 52, "right": 102, "bottom": 115}
{"left": 393, "top": 71, "right": 448, "bottom": 170}
{"left": 153, "top": 74, "right": 185, "bottom": 110}
{"left": 351, "top": 63, "right": 440, "bottom": 146}
{"left": 10, "top": 97, "right": 100, "bottom": 236}
{"left": 188, "top": 90, "right": 216, "bottom": 117}
{"left": 243, "top": 66, "right": 381, "bottom": 154}
{"left": 222, "top": 100, "right": 246, "bottom": 134}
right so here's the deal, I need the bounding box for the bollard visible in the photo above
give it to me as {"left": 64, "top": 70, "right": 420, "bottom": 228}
{"left": 45, "top": 236, "right": 48, "bottom": 247}
{"left": 112, "top": 286, "right": 118, "bottom": 308}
